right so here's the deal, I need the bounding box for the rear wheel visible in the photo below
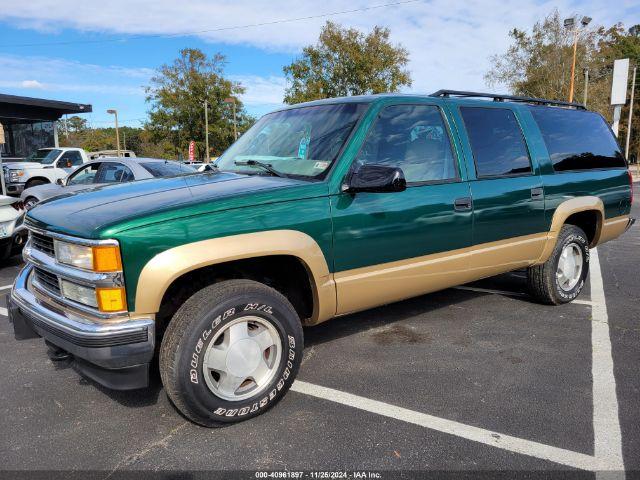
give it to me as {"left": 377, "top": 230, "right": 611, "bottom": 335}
{"left": 527, "top": 224, "right": 590, "bottom": 305}
{"left": 159, "top": 279, "right": 304, "bottom": 427}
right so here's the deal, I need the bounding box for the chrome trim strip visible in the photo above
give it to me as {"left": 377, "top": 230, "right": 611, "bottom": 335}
{"left": 26, "top": 225, "right": 119, "bottom": 247}
{"left": 24, "top": 241, "right": 124, "bottom": 287}
{"left": 12, "top": 266, "right": 152, "bottom": 339}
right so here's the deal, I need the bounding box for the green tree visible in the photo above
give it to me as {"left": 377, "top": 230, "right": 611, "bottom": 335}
{"left": 485, "top": 11, "right": 640, "bottom": 157}
{"left": 283, "top": 21, "right": 411, "bottom": 104}
{"left": 145, "top": 48, "right": 253, "bottom": 159}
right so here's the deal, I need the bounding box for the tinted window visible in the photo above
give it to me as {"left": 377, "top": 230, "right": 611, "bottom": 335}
{"left": 67, "top": 163, "right": 100, "bottom": 185}
{"left": 461, "top": 107, "right": 532, "bottom": 177}
{"left": 98, "top": 163, "right": 134, "bottom": 183}
{"left": 141, "top": 161, "right": 196, "bottom": 177}
{"left": 529, "top": 106, "right": 626, "bottom": 171}
{"left": 355, "top": 104, "right": 457, "bottom": 183}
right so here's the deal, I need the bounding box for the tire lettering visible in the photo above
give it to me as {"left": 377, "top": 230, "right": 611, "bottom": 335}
{"left": 238, "top": 407, "right": 250, "bottom": 416}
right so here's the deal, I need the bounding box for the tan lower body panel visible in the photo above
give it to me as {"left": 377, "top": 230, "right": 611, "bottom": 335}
{"left": 597, "top": 215, "right": 631, "bottom": 245}
{"left": 333, "top": 233, "right": 548, "bottom": 316}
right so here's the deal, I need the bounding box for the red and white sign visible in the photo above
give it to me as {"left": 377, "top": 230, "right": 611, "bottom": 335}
{"left": 188, "top": 141, "right": 195, "bottom": 161}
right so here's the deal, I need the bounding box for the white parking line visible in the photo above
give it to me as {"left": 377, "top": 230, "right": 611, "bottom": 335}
{"left": 589, "top": 249, "right": 625, "bottom": 477}
{"left": 291, "top": 380, "right": 598, "bottom": 470}
{"left": 293, "top": 248, "right": 624, "bottom": 475}
{"left": 0, "top": 307, "right": 7, "bottom": 316}
{"left": 0, "top": 284, "right": 12, "bottom": 291}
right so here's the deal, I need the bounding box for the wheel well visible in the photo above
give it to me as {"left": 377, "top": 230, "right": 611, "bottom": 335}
{"left": 564, "top": 210, "right": 600, "bottom": 245}
{"left": 155, "top": 255, "right": 314, "bottom": 337}
{"left": 25, "top": 177, "right": 49, "bottom": 187}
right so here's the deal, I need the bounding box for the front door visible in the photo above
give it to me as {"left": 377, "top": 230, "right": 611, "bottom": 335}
{"left": 331, "top": 102, "right": 473, "bottom": 315}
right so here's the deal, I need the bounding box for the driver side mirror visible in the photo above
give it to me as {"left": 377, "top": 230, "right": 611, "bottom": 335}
{"left": 343, "top": 164, "right": 407, "bottom": 194}
{"left": 56, "top": 178, "right": 64, "bottom": 186}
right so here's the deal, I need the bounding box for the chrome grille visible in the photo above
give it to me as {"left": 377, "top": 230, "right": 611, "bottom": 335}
{"left": 33, "top": 267, "right": 61, "bottom": 296}
{"left": 31, "top": 232, "right": 55, "bottom": 256}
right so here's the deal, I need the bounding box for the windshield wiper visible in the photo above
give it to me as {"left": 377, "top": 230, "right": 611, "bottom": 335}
{"left": 234, "top": 160, "right": 288, "bottom": 178}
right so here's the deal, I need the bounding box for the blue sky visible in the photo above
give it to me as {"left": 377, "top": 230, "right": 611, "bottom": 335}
{"left": 0, "top": 0, "right": 638, "bottom": 128}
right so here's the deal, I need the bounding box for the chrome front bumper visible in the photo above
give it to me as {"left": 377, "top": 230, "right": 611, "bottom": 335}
{"left": 8, "top": 265, "right": 155, "bottom": 389}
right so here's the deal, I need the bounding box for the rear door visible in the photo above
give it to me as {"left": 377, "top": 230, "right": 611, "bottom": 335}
{"left": 450, "top": 103, "right": 547, "bottom": 262}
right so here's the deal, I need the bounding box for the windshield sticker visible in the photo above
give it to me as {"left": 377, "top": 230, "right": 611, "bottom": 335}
{"left": 297, "top": 126, "right": 311, "bottom": 159}
{"left": 314, "top": 161, "right": 329, "bottom": 170}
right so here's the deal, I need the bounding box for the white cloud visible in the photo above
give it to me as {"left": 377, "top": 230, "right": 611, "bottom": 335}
{"left": 231, "top": 75, "right": 287, "bottom": 107}
{"left": 20, "top": 79, "right": 44, "bottom": 89}
{"left": 1, "top": 0, "right": 637, "bottom": 95}
{"left": 0, "top": 54, "right": 150, "bottom": 97}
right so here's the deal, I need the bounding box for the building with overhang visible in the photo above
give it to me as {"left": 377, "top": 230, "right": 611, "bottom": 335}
{"left": 0, "top": 94, "right": 92, "bottom": 161}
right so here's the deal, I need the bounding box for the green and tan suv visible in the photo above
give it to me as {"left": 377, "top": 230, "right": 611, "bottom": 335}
{"left": 8, "top": 90, "right": 634, "bottom": 426}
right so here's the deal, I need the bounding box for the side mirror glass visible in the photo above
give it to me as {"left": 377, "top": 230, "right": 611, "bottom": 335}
{"left": 344, "top": 164, "right": 407, "bottom": 194}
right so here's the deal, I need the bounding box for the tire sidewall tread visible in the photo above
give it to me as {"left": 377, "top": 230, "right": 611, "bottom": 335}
{"left": 159, "top": 279, "right": 303, "bottom": 427}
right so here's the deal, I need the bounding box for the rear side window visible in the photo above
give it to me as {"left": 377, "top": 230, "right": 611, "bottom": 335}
{"left": 460, "top": 107, "right": 532, "bottom": 177}
{"left": 529, "top": 106, "right": 626, "bottom": 171}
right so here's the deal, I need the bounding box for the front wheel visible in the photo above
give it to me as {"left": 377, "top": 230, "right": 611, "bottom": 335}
{"left": 159, "top": 279, "right": 304, "bottom": 427}
{"left": 527, "top": 224, "right": 590, "bottom": 305}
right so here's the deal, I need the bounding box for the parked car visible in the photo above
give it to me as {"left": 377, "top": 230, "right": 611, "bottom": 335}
{"left": 0, "top": 195, "right": 26, "bottom": 261}
{"left": 88, "top": 150, "right": 137, "bottom": 160}
{"left": 9, "top": 91, "right": 634, "bottom": 427}
{"left": 20, "top": 158, "right": 198, "bottom": 210}
{"left": 2, "top": 147, "right": 90, "bottom": 195}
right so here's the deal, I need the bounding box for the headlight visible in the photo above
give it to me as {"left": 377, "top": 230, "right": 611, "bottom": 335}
{"left": 54, "top": 240, "right": 122, "bottom": 272}
{"left": 60, "top": 279, "right": 98, "bottom": 308}
{"left": 9, "top": 169, "right": 25, "bottom": 182}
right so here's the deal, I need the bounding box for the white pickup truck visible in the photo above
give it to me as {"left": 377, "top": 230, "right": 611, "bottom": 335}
{"left": 2, "top": 147, "right": 89, "bottom": 195}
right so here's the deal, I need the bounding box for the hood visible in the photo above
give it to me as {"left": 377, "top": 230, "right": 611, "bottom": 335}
{"left": 26, "top": 171, "right": 325, "bottom": 238}
{"left": 3, "top": 162, "right": 47, "bottom": 170}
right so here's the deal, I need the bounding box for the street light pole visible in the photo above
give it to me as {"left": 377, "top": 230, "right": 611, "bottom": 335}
{"left": 107, "top": 109, "right": 120, "bottom": 157}
{"left": 204, "top": 99, "right": 210, "bottom": 163}
{"left": 565, "top": 16, "right": 591, "bottom": 104}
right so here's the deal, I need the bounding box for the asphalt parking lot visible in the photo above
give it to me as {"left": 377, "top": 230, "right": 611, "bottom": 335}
{"left": 1, "top": 190, "right": 638, "bottom": 479}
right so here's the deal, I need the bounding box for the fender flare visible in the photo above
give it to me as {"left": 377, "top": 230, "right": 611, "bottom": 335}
{"left": 133, "top": 230, "right": 336, "bottom": 325}
{"left": 536, "top": 196, "right": 604, "bottom": 264}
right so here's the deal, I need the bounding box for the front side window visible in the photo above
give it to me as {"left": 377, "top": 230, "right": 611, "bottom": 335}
{"left": 461, "top": 107, "right": 532, "bottom": 177}
{"left": 59, "top": 150, "right": 83, "bottom": 167}
{"left": 528, "top": 106, "right": 626, "bottom": 171}
{"left": 216, "top": 103, "right": 368, "bottom": 179}
{"left": 67, "top": 163, "right": 100, "bottom": 186}
{"left": 354, "top": 104, "right": 458, "bottom": 183}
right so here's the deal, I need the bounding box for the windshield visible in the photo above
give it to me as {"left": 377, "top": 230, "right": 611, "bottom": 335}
{"left": 216, "top": 103, "right": 368, "bottom": 179}
{"left": 27, "top": 148, "right": 61, "bottom": 164}
{"left": 141, "top": 161, "right": 197, "bottom": 177}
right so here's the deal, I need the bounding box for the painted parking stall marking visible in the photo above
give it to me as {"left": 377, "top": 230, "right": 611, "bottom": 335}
{"left": 292, "top": 247, "right": 625, "bottom": 476}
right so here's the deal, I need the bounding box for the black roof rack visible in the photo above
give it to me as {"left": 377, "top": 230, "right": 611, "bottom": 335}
{"left": 430, "top": 89, "right": 586, "bottom": 110}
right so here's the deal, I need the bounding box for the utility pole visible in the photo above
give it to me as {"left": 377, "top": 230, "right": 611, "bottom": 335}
{"left": 107, "top": 109, "right": 121, "bottom": 157}
{"left": 625, "top": 66, "right": 636, "bottom": 160}
{"left": 123, "top": 131, "right": 127, "bottom": 151}
{"left": 204, "top": 99, "right": 210, "bottom": 162}
{"left": 583, "top": 68, "right": 589, "bottom": 107}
